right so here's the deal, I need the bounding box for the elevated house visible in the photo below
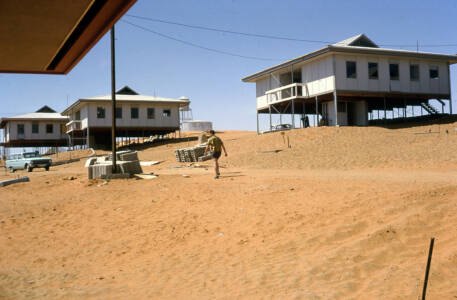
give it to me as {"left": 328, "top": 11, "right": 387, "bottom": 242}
{"left": 242, "top": 34, "right": 457, "bottom": 132}
{"left": 62, "top": 86, "right": 190, "bottom": 149}
{"left": 0, "top": 106, "right": 69, "bottom": 148}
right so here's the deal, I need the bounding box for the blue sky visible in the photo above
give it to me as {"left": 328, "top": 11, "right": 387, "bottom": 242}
{"left": 1, "top": 0, "right": 456, "bottom": 131}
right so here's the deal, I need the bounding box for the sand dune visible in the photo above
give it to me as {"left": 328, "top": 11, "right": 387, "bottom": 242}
{"left": 1, "top": 124, "right": 457, "bottom": 299}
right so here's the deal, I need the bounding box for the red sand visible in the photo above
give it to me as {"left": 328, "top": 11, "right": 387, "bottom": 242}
{"left": 1, "top": 125, "right": 457, "bottom": 299}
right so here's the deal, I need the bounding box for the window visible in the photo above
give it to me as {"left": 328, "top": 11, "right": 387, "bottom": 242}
{"left": 163, "top": 109, "right": 171, "bottom": 117}
{"left": 346, "top": 61, "right": 356, "bottom": 78}
{"left": 147, "top": 108, "right": 155, "bottom": 119}
{"left": 131, "top": 107, "right": 139, "bottom": 119}
{"left": 97, "top": 107, "right": 105, "bottom": 119}
{"left": 115, "top": 107, "right": 122, "bottom": 119}
{"left": 46, "top": 124, "right": 53, "bottom": 134}
{"left": 17, "top": 124, "right": 24, "bottom": 134}
{"left": 429, "top": 66, "right": 439, "bottom": 79}
{"left": 368, "top": 62, "right": 378, "bottom": 79}
{"left": 32, "top": 123, "right": 39, "bottom": 134}
{"left": 410, "top": 64, "right": 420, "bottom": 81}
{"left": 389, "top": 63, "right": 399, "bottom": 80}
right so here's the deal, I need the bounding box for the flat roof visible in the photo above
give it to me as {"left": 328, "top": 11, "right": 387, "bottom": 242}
{"left": 0, "top": 0, "right": 136, "bottom": 74}
{"left": 242, "top": 45, "right": 457, "bottom": 82}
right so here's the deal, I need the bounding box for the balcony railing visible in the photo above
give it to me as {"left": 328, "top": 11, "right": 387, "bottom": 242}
{"left": 264, "top": 83, "right": 309, "bottom": 106}
{"left": 66, "top": 120, "right": 82, "bottom": 133}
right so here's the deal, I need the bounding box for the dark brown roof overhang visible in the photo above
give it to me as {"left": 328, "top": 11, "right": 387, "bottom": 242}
{"left": 0, "top": 0, "right": 136, "bottom": 74}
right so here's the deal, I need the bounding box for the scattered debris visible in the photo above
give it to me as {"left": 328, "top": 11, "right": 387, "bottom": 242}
{"left": 175, "top": 145, "right": 207, "bottom": 162}
{"left": 257, "top": 150, "right": 282, "bottom": 154}
{"left": 0, "top": 176, "right": 30, "bottom": 187}
{"left": 182, "top": 174, "right": 190, "bottom": 178}
{"left": 140, "top": 161, "right": 161, "bottom": 166}
{"left": 97, "top": 181, "right": 108, "bottom": 187}
{"left": 63, "top": 176, "right": 77, "bottom": 180}
{"left": 52, "top": 158, "right": 80, "bottom": 166}
{"left": 27, "top": 280, "right": 35, "bottom": 284}
{"left": 217, "top": 233, "right": 224, "bottom": 237}
{"left": 198, "top": 154, "right": 212, "bottom": 162}
{"left": 135, "top": 174, "right": 158, "bottom": 180}
{"left": 87, "top": 150, "right": 142, "bottom": 179}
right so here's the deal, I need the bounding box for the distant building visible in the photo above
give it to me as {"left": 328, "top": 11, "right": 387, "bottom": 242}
{"left": 242, "top": 34, "right": 457, "bottom": 132}
{"left": 62, "top": 86, "right": 190, "bottom": 148}
{"left": 0, "top": 106, "right": 69, "bottom": 148}
{"left": 181, "top": 120, "right": 213, "bottom": 132}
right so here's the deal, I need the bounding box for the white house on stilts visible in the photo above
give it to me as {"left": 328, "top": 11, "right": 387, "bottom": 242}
{"left": 242, "top": 34, "right": 457, "bottom": 133}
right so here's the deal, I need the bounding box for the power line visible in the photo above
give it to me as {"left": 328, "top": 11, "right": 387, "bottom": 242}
{"left": 121, "top": 20, "right": 281, "bottom": 61}
{"left": 125, "top": 14, "right": 333, "bottom": 44}
{"left": 379, "top": 43, "right": 457, "bottom": 48}
{"left": 125, "top": 14, "right": 457, "bottom": 48}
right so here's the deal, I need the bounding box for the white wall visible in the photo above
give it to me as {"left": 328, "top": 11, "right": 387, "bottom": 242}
{"left": 323, "top": 102, "right": 348, "bottom": 126}
{"left": 334, "top": 54, "right": 450, "bottom": 95}
{"left": 255, "top": 55, "right": 336, "bottom": 109}
{"left": 354, "top": 101, "right": 368, "bottom": 125}
{"left": 301, "top": 55, "right": 335, "bottom": 97}
{"left": 6, "top": 120, "right": 67, "bottom": 141}
{"left": 256, "top": 78, "right": 271, "bottom": 109}
{"left": 82, "top": 102, "right": 181, "bottom": 129}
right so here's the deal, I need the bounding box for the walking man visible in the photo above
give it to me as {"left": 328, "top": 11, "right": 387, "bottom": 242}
{"left": 204, "top": 130, "right": 227, "bottom": 179}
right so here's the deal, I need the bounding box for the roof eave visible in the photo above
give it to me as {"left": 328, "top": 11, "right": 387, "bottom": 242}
{"left": 62, "top": 98, "right": 190, "bottom": 115}
{"left": 328, "top": 45, "right": 457, "bottom": 63}
{"left": 242, "top": 45, "right": 457, "bottom": 83}
{"left": 241, "top": 46, "right": 331, "bottom": 82}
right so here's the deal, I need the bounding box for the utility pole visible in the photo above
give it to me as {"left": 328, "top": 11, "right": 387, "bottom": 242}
{"left": 111, "top": 26, "right": 117, "bottom": 173}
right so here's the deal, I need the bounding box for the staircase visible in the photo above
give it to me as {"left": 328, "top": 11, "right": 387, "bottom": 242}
{"left": 421, "top": 102, "right": 439, "bottom": 114}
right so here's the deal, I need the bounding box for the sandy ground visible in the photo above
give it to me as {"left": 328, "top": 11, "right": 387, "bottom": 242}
{"left": 1, "top": 124, "right": 457, "bottom": 299}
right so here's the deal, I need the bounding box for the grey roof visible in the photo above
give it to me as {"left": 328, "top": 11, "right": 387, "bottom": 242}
{"left": 332, "top": 34, "right": 379, "bottom": 48}
{"left": 2, "top": 112, "right": 68, "bottom": 120}
{"left": 81, "top": 93, "right": 190, "bottom": 103}
{"left": 62, "top": 91, "right": 191, "bottom": 115}
{"left": 0, "top": 112, "right": 68, "bottom": 127}
{"left": 242, "top": 35, "right": 457, "bottom": 82}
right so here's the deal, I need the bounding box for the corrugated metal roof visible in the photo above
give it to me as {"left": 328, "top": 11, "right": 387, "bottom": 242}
{"left": 332, "top": 34, "right": 379, "bottom": 48}
{"left": 62, "top": 92, "right": 191, "bottom": 115}
{"left": 242, "top": 35, "right": 457, "bottom": 82}
{"left": 81, "top": 93, "right": 190, "bottom": 103}
{"left": 2, "top": 112, "right": 68, "bottom": 120}
{"left": 0, "top": 112, "right": 68, "bottom": 128}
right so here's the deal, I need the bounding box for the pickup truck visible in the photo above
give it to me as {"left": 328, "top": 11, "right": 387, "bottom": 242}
{"left": 5, "top": 151, "right": 52, "bottom": 172}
